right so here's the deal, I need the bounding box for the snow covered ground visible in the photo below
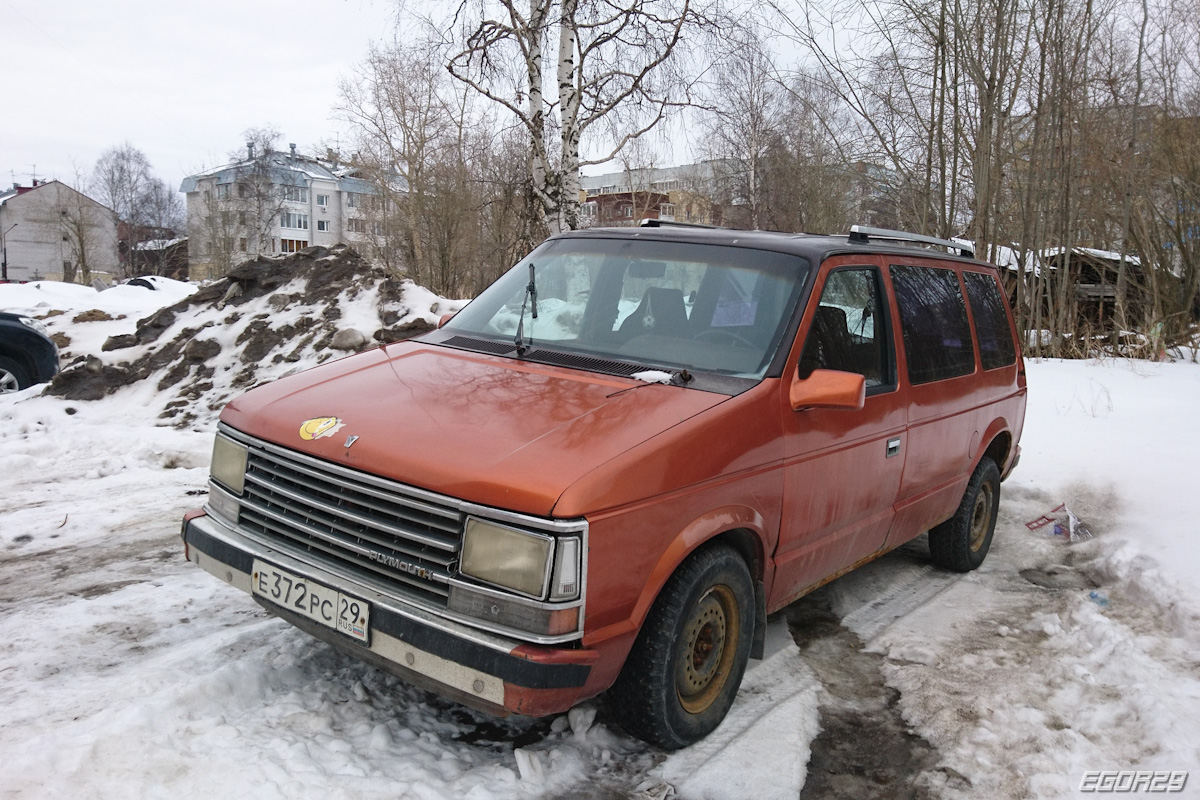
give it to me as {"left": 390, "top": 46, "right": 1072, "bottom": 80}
{"left": 1, "top": 279, "right": 1198, "bottom": 799}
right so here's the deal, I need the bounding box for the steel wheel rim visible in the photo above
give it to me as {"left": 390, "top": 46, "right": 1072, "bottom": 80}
{"left": 969, "top": 483, "right": 994, "bottom": 552}
{"left": 0, "top": 370, "right": 19, "bottom": 393}
{"left": 676, "top": 585, "right": 739, "bottom": 714}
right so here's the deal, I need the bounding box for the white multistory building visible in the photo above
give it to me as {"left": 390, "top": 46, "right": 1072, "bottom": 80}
{"left": 181, "top": 143, "right": 399, "bottom": 278}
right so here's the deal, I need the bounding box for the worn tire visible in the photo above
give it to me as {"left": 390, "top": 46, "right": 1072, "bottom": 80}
{"left": 929, "top": 456, "right": 1001, "bottom": 572}
{"left": 0, "top": 355, "right": 31, "bottom": 394}
{"left": 609, "top": 544, "right": 754, "bottom": 750}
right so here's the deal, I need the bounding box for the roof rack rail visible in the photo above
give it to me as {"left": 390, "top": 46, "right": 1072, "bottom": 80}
{"left": 638, "top": 218, "right": 722, "bottom": 230}
{"left": 848, "top": 225, "right": 974, "bottom": 259}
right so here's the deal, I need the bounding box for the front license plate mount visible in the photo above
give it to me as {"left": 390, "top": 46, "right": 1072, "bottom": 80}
{"left": 251, "top": 559, "right": 370, "bottom": 643}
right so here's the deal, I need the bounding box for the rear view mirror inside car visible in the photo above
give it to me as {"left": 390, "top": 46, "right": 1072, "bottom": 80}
{"left": 628, "top": 260, "right": 667, "bottom": 279}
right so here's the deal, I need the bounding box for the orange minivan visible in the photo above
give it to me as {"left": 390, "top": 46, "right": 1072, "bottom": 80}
{"left": 182, "top": 223, "right": 1026, "bottom": 748}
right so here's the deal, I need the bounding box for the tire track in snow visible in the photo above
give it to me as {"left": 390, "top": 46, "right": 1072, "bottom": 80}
{"left": 789, "top": 591, "right": 948, "bottom": 800}
{"left": 837, "top": 563, "right": 960, "bottom": 643}
{"left": 785, "top": 540, "right": 978, "bottom": 800}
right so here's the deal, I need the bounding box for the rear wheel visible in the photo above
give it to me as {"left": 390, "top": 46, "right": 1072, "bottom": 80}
{"left": 0, "top": 356, "right": 31, "bottom": 393}
{"left": 609, "top": 544, "right": 754, "bottom": 750}
{"left": 929, "top": 456, "right": 1001, "bottom": 572}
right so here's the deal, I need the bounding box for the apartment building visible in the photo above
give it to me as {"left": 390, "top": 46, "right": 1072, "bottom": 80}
{"left": 181, "top": 143, "right": 395, "bottom": 278}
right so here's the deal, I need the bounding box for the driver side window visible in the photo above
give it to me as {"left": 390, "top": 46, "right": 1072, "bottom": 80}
{"left": 798, "top": 268, "right": 891, "bottom": 390}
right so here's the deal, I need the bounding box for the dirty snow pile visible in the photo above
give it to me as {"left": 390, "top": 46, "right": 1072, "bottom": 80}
{"left": 1, "top": 269, "right": 1199, "bottom": 799}
{"left": 5, "top": 246, "right": 463, "bottom": 428}
{"left": 2, "top": 274, "right": 200, "bottom": 357}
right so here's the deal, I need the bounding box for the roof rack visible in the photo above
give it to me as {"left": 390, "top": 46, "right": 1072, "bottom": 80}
{"left": 848, "top": 225, "right": 974, "bottom": 259}
{"left": 638, "top": 218, "right": 722, "bottom": 230}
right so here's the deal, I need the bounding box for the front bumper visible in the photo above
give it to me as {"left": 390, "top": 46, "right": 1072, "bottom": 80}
{"left": 182, "top": 510, "right": 597, "bottom": 717}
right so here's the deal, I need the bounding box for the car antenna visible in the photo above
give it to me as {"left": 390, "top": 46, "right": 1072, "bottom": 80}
{"left": 514, "top": 263, "right": 538, "bottom": 355}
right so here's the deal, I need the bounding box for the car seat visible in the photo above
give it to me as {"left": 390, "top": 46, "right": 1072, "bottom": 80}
{"left": 618, "top": 287, "right": 691, "bottom": 339}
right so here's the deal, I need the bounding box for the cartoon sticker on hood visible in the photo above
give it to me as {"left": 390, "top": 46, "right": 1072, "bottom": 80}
{"left": 299, "top": 416, "right": 345, "bottom": 441}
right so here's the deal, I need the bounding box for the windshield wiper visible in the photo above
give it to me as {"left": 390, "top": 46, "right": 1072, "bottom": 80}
{"left": 514, "top": 263, "right": 538, "bottom": 355}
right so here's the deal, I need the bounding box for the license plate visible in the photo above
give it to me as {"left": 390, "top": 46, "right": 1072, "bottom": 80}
{"left": 251, "top": 560, "right": 370, "bottom": 642}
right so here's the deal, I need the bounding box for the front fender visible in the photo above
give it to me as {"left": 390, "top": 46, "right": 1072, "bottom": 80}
{"left": 633, "top": 504, "right": 770, "bottom": 631}
{"left": 578, "top": 495, "right": 776, "bottom": 694}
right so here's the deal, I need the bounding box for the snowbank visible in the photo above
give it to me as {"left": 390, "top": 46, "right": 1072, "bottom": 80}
{"left": 3, "top": 247, "right": 468, "bottom": 429}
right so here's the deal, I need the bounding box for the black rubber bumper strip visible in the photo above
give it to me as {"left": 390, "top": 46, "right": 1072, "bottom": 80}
{"left": 187, "top": 521, "right": 254, "bottom": 575}
{"left": 185, "top": 521, "right": 591, "bottom": 690}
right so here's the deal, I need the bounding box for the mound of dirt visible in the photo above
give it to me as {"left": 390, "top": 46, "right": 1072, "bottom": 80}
{"left": 47, "top": 245, "right": 454, "bottom": 428}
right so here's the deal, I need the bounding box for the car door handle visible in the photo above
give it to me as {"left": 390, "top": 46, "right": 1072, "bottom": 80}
{"left": 886, "top": 438, "right": 901, "bottom": 458}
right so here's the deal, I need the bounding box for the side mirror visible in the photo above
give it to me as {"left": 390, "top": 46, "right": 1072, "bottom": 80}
{"left": 789, "top": 369, "right": 866, "bottom": 411}
{"left": 438, "top": 312, "right": 456, "bottom": 329}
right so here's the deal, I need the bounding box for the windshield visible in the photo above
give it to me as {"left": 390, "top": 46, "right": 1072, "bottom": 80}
{"left": 444, "top": 237, "right": 809, "bottom": 380}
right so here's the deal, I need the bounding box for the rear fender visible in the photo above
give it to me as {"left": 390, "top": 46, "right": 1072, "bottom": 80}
{"left": 973, "top": 418, "right": 1014, "bottom": 475}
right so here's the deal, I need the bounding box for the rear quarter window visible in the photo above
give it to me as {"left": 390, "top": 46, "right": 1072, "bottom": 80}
{"left": 889, "top": 264, "right": 975, "bottom": 384}
{"left": 963, "top": 271, "right": 1017, "bottom": 370}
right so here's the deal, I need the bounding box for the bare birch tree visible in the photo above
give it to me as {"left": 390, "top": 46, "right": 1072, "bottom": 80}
{"left": 340, "top": 38, "right": 550, "bottom": 295}
{"left": 442, "top": 0, "right": 708, "bottom": 235}
{"left": 774, "top": 71, "right": 866, "bottom": 233}
{"left": 93, "top": 143, "right": 153, "bottom": 226}
{"left": 92, "top": 143, "right": 186, "bottom": 277}
{"left": 58, "top": 174, "right": 111, "bottom": 285}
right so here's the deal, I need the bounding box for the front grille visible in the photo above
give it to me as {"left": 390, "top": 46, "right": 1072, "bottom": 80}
{"left": 235, "top": 438, "right": 464, "bottom": 606}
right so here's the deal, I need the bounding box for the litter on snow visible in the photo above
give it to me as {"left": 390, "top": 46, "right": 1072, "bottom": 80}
{"left": 1024, "top": 503, "right": 1095, "bottom": 543}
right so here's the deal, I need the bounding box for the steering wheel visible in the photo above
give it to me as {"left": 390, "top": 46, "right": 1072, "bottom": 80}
{"left": 695, "top": 328, "right": 756, "bottom": 348}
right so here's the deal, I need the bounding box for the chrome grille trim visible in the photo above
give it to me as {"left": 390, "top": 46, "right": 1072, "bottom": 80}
{"left": 243, "top": 471, "right": 458, "bottom": 551}
{"left": 221, "top": 424, "right": 465, "bottom": 605}
{"left": 239, "top": 507, "right": 452, "bottom": 599}
{"left": 240, "top": 483, "right": 456, "bottom": 571}
{"left": 221, "top": 424, "right": 472, "bottom": 519}
{"left": 246, "top": 456, "right": 462, "bottom": 530}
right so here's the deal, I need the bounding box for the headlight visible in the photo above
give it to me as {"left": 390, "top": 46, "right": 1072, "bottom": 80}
{"left": 210, "top": 435, "right": 248, "bottom": 495}
{"left": 454, "top": 517, "right": 584, "bottom": 639}
{"left": 18, "top": 316, "right": 49, "bottom": 336}
{"left": 460, "top": 518, "right": 553, "bottom": 598}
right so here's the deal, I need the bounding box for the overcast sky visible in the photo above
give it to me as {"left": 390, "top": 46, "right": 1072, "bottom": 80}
{"left": 1, "top": 0, "right": 400, "bottom": 195}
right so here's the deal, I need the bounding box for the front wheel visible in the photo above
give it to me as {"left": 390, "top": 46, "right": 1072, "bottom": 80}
{"left": 0, "top": 355, "right": 32, "bottom": 394}
{"left": 929, "top": 456, "right": 1001, "bottom": 572}
{"left": 609, "top": 544, "right": 754, "bottom": 750}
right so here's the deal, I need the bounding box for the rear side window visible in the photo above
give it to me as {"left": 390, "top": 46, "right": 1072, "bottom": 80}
{"left": 889, "top": 265, "right": 975, "bottom": 384}
{"left": 963, "top": 272, "right": 1017, "bottom": 370}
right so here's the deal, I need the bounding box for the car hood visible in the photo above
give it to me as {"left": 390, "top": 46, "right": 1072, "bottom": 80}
{"left": 220, "top": 342, "right": 726, "bottom": 516}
